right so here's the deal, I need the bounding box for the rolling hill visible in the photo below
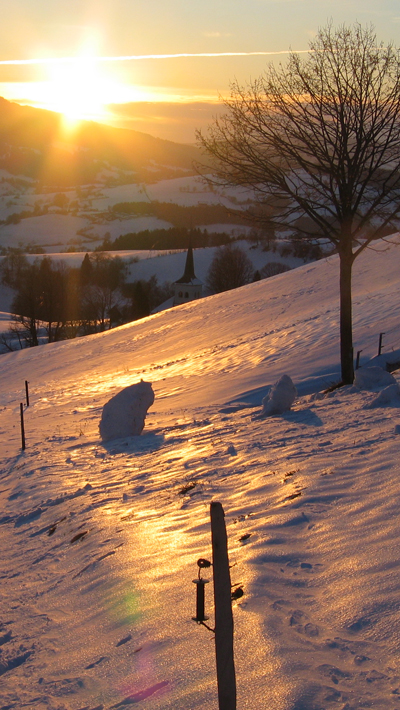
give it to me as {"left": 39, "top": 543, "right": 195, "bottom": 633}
{"left": 0, "top": 97, "right": 200, "bottom": 186}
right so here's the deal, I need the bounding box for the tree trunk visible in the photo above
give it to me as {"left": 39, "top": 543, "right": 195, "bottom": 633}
{"left": 339, "top": 249, "right": 354, "bottom": 384}
{"left": 29, "top": 317, "right": 39, "bottom": 347}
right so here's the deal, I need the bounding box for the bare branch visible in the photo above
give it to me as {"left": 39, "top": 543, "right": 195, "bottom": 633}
{"left": 197, "top": 22, "right": 400, "bottom": 384}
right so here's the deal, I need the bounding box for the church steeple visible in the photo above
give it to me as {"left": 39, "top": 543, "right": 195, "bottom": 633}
{"left": 173, "top": 244, "right": 203, "bottom": 306}
{"left": 175, "top": 244, "right": 196, "bottom": 284}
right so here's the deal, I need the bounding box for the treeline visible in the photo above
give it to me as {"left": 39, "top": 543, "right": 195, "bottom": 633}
{"left": 102, "top": 224, "right": 324, "bottom": 258}
{"left": 101, "top": 227, "right": 234, "bottom": 251}
{"left": 108, "top": 200, "right": 248, "bottom": 228}
{"left": 0, "top": 251, "right": 171, "bottom": 350}
{"left": 0, "top": 203, "right": 49, "bottom": 226}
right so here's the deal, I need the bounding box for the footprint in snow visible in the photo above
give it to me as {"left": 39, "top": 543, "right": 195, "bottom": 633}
{"left": 317, "top": 663, "right": 352, "bottom": 682}
{"left": 289, "top": 609, "right": 320, "bottom": 637}
{"left": 70, "top": 531, "right": 88, "bottom": 544}
{"left": 283, "top": 490, "right": 303, "bottom": 502}
{"left": 0, "top": 631, "right": 12, "bottom": 646}
{"left": 323, "top": 636, "right": 371, "bottom": 660}
{"left": 285, "top": 559, "right": 314, "bottom": 572}
{"left": 85, "top": 656, "right": 108, "bottom": 669}
{"left": 111, "top": 681, "right": 169, "bottom": 707}
{"left": 0, "top": 648, "right": 33, "bottom": 675}
{"left": 272, "top": 598, "right": 292, "bottom": 611}
{"left": 116, "top": 633, "right": 132, "bottom": 647}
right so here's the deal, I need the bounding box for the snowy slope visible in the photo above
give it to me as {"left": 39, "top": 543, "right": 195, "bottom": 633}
{"left": 1, "top": 237, "right": 400, "bottom": 709}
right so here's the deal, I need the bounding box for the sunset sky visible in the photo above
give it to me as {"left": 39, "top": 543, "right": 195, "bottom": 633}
{"left": 0, "top": 0, "right": 399, "bottom": 142}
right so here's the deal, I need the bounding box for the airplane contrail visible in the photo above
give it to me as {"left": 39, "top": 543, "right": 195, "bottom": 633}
{"left": 0, "top": 50, "right": 310, "bottom": 66}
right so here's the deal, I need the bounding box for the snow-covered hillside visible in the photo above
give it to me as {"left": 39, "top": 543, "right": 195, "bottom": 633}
{"left": 0, "top": 174, "right": 252, "bottom": 253}
{"left": 1, "top": 237, "right": 400, "bottom": 709}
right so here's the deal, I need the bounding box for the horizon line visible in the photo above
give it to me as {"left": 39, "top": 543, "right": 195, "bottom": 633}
{"left": 0, "top": 50, "right": 310, "bottom": 66}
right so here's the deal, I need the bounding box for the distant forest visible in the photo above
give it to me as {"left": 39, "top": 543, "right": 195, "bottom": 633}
{"left": 108, "top": 200, "right": 248, "bottom": 227}
{"left": 100, "top": 227, "right": 234, "bottom": 251}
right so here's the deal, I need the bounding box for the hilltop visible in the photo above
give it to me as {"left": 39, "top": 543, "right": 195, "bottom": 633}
{"left": 0, "top": 97, "right": 200, "bottom": 187}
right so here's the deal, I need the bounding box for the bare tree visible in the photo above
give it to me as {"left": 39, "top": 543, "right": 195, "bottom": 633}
{"left": 206, "top": 243, "right": 254, "bottom": 294}
{"left": 79, "top": 253, "right": 127, "bottom": 332}
{"left": 198, "top": 23, "right": 400, "bottom": 383}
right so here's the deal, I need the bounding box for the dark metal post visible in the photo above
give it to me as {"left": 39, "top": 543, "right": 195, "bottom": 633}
{"left": 210, "top": 501, "right": 236, "bottom": 710}
{"left": 355, "top": 350, "right": 362, "bottom": 370}
{"left": 192, "top": 578, "right": 209, "bottom": 622}
{"left": 20, "top": 403, "right": 26, "bottom": 450}
{"left": 378, "top": 332, "right": 385, "bottom": 357}
{"left": 25, "top": 380, "right": 29, "bottom": 407}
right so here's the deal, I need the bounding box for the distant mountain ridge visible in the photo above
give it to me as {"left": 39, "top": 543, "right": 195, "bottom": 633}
{"left": 0, "top": 97, "right": 200, "bottom": 187}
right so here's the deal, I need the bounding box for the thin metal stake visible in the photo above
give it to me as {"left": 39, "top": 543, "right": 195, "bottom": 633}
{"left": 355, "top": 350, "right": 363, "bottom": 370}
{"left": 25, "top": 380, "right": 29, "bottom": 407}
{"left": 378, "top": 332, "right": 385, "bottom": 357}
{"left": 192, "top": 578, "right": 209, "bottom": 622}
{"left": 20, "top": 403, "right": 26, "bottom": 450}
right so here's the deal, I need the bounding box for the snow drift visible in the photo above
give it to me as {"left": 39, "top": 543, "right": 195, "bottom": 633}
{"left": 99, "top": 380, "right": 154, "bottom": 441}
{"left": 261, "top": 374, "right": 297, "bottom": 415}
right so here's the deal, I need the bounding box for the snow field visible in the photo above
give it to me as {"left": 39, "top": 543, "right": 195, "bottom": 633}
{"left": 1, "top": 237, "right": 400, "bottom": 708}
{"left": 0, "top": 174, "right": 252, "bottom": 253}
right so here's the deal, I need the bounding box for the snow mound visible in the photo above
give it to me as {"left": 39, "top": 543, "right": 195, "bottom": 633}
{"left": 99, "top": 380, "right": 154, "bottom": 441}
{"left": 367, "top": 348, "right": 400, "bottom": 373}
{"left": 261, "top": 374, "right": 297, "bottom": 415}
{"left": 365, "top": 383, "right": 400, "bottom": 408}
{"left": 354, "top": 366, "right": 396, "bottom": 390}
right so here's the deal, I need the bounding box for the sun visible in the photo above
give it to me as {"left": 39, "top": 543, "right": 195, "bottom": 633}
{"left": 42, "top": 56, "right": 153, "bottom": 128}
{"left": 2, "top": 51, "right": 162, "bottom": 128}
{"left": 46, "top": 57, "right": 112, "bottom": 124}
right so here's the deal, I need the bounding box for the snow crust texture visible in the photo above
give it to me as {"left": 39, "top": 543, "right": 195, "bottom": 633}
{"left": 1, "top": 237, "right": 400, "bottom": 709}
{"left": 99, "top": 380, "right": 154, "bottom": 441}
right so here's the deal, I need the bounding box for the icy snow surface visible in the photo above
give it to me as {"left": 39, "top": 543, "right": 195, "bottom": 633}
{"left": 1, "top": 237, "right": 400, "bottom": 709}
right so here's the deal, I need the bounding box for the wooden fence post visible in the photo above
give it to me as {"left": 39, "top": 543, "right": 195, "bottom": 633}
{"left": 210, "top": 501, "right": 237, "bottom": 710}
